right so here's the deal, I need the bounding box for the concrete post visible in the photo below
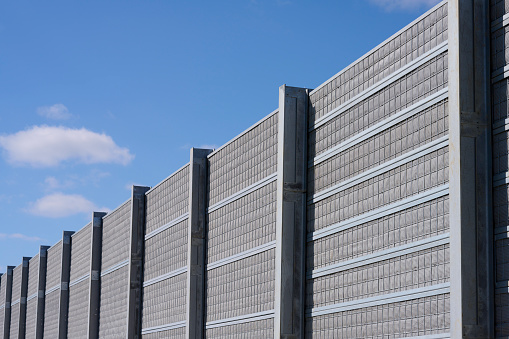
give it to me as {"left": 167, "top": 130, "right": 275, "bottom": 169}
{"left": 18, "top": 257, "right": 31, "bottom": 339}
{"left": 274, "top": 85, "right": 309, "bottom": 339}
{"left": 186, "top": 148, "right": 212, "bottom": 339}
{"left": 126, "top": 186, "right": 150, "bottom": 339}
{"left": 35, "top": 246, "right": 49, "bottom": 339}
{"left": 58, "top": 231, "right": 74, "bottom": 339}
{"left": 87, "top": 211, "right": 107, "bottom": 339}
{"left": 3, "top": 266, "right": 14, "bottom": 339}
{"left": 448, "top": 1, "right": 494, "bottom": 337}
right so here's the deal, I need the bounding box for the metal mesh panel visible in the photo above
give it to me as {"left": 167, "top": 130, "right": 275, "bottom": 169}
{"left": 208, "top": 113, "right": 278, "bottom": 206}
{"left": 43, "top": 290, "right": 60, "bottom": 339}
{"left": 0, "top": 274, "right": 6, "bottom": 335}
{"left": 306, "top": 244, "right": 450, "bottom": 309}
{"left": 309, "top": 3, "right": 448, "bottom": 124}
{"left": 305, "top": 293, "right": 450, "bottom": 338}
{"left": 0, "top": 306, "right": 3, "bottom": 336}
{"left": 70, "top": 223, "right": 92, "bottom": 282}
{"left": 98, "top": 265, "right": 129, "bottom": 338}
{"left": 102, "top": 200, "right": 131, "bottom": 270}
{"left": 495, "top": 184, "right": 509, "bottom": 230}
{"left": 497, "top": 238, "right": 509, "bottom": 281}
{"left": 67, "top": 279, "right": 89, "bottom": 339}
{"left": 309, "top": 196, "right": 449, "bottom": 271}
{"left": 141, "top": 273, "right": 187, "bottom": 329}
{"left": 25, "top": 298, "right": 37, "bottom": 339}
{"left": 491, "top": 0, "right": 509, "bottom": 22}
{"left": 205, "top": 249, "right": 275, "bottom": 322}
{"left": 308, "top": 147, "right": 449, "bottom": 233}
{"left": 142, "top": 327, "right": 185, "bottom": 339}
{"left": 143, "top": 219, "right": 187, "bottom": 281}
{"left": 309, "top": 52, "right": 449, "bottom": 158}
{"left": 491, "top": 25, "right": 509, "bottom": 72}
{"left": 11, "top": 265, "right": 22, "bottom": 304}
{"left": 309, "top": 100, "right": 449, "bottom": 194}
{"left": 10, "top": 302, "right": 19, "bottom": 338}
{"left": 496, "top": 292, "right": 509, "bottom": 337}
{"left": 46, "top": 241, "right": 62, "bottom": 290}
{"left": 146, "top": 165, "right": 189, "bottom": 234}
{"left": 27, "top": 254, "right": 39, "bottom": 297}
{"left": 493, "top": 80, "right": 509, "bottom": 124}
{"left": 493, "top": 131, "right": 509, "bottom": 176}
{"left": 207, "top": 182, "right": 276, "bottom": 264}
{"left": 205, "top": 318, "right": 274, "bottom": 338}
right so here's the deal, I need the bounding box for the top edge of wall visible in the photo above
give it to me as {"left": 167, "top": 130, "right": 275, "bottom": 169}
{"left": 102, "top": 198, "right": 131, "bottom": 221}
{"left": 47, "top": 239, "right": 63, "bottom": 253}
{"left": 71, "top": 222, "right": 92, "bottom": 239}
{"left": 145, "top": 162, "right": 190, "bottom": 196}
{"left": 207, "top": 108, "right": 279, "bottom": 159}
{"left": 309, "top": 0, "right": 448, "bottom": 96}
{"left": 28, "top": 253, "right": 39, "bottom": 263}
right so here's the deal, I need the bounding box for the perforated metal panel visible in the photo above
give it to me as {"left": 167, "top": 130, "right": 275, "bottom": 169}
{"left": 46, "top": 241, "right": 62, "bottom": 290}
{"left": 142, "top": 327, "right": 185, "bottom": 339}
{"left": 98, "top": 265, "right": 129, "bottom": 338}
{"left": 0, "top": 273, "right": 6, "bottom": 336}
{"left": 491, "top": 0, "right": 509, "bottom": 22}
{"left": 25, "top": 298, "right": 37, "bottom": 339}
{"left": 9, "top": 264, "right": 22, "bottom": 338}
{"left": 205, "top": 318, "right": 274, "bottom": 338}
{"left": 67, "top": 279, "right": 90, "bottom": 339}
{"left": 43, "top": 290, "right": 60, "bottom": 338}
{"left": 102, "top": 199, "right": 131, "bottom": 270}
{"left": 70, "top": 223, "right": 91, "bottom": 282}
{"left": 25, "top": 254, "right": 39, "bottom": 339}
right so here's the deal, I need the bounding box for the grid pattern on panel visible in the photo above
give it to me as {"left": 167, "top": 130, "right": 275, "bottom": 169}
{"left": 309, "top": 196, "right": 449, "bottom": 270}
{"left": 491, "top": 0, "right": 509, "bottom": 22}
{"left": 27, "top": 254, "right": 39, "bottom": 296}
{"left": 0, "top": 274, "right": 5, "bottom": 307}
{"left": 205, "top": 249, "right": 275, "bottom": 322}
{"left": 70, "top": 223, "right": 92, "bottom": 282}
{"left": 308, "top": 148, "right": 449, "bottom": 233}
{"left": 43, "top": 290, "right": 60, "bottom": 339}
{"left": 306, "top": 245, "right": 450, "bottom": 309}
{"left": 207, "top": 182, "right": 276, "bottom": 264}
{"left": 98, "top": 265, "right": 129, "bottom": 338}
{"left": 46, "top": 241, "right": 62, "bottom": 290}
{"left": 144, "top": 220, "right": 187, "bottom": 281}
{"left": 309, "top": 3, "right": 448, "bottom": 123}
{"left": 495, "top": 185, "right": 509, "bottom": 230}
{"left": 146, "top": 165, "right": 189, "bottom": 234}
{"left": 141, "top": 273, "right": 186, "bottom": 329}
{"left": 309, "top": 52, "right": 449, "bottom": 158}
{"left": 0, "top": 307, "right": 3, "bottom": 336}
{"left": 102, "top": 200, "right": 131, "bottom": 270}
{"left": 10, "top": 303, "right": 19, "bottom": 338}
{"left": 208, "top": 113, "right": 278, "bottom": 206}
{"left": 493, "top": 80, "right": 509, "bottom": 123}
{"left": 493, "top": 131, "right": 509, "bottom": 176}
{"left": 142, "top": 327, "right": 185, "bottom": 339}
{"left": 492, "top": 25, "right": 509, "bottom": 73}
{"left": 67, "top": 279, "right": 89, "bottom": 339}
{"left": 496, "top": 292, "right": 509, "bottom": 337}
{"left": 11, "top": 265, "right": 22, "bottom": 302}
{"left": 305, "top": 293, "right": 450, "bottom": 338}
{"left": 497, "top": 238, "right": 509, "bottom": 281}
{"left": 25, "top": 299, "right": 37, "bottom": 339}
{"left": 205, "top": 318, "right": 274, "bottom": 338}
{"left": 309, "top": 100, "right": 449, "bottom": 195}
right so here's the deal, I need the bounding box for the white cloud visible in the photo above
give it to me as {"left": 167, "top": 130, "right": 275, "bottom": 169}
{"left": 27, "top": 192, "right": 109, "bottom": 218}
{"left": 37, "top": 103, "right": 72, "bottom": 120}
{"left": 0, "top": 233, "right": 43, "bottom": 242}
{"left": 44, "top": 176, "right": 75, "bottom": 190}
{"left": 0, "top": 125, "right": 134, "bottom": 167}
{"left": 199, "top": 144, "right": 219, "bottom": 150}
{"left": 369, "top": 0, "right": 440, "bottom": 11}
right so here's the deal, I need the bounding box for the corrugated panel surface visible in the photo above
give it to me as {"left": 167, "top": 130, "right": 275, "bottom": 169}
{"left": 25, "top": 254, "right": 39, "bottom": 339}
{"left": 145, "top": 165, "right": 189, "bottom": 234}
{"left": 27, "top": 254, "right": 39, "bottom": 298}
{"left": 9, "top": 264, "right": 22, "bottom": 338}
{"left": 102, "top": 199, "right": 131, "bottom": 270}
{"left": 308, "top": 3, "right": 448, "bottom": 124}
{"left": 67, "top": 279, "right": 89, "bottom": 339}
{"left": 206, "top": 318, "right": 274, "bottom": 338}
{"left": 0, "top": 274, "right": 6, "bottom": 336}
{"left": 70, "top": 223, "right": 92, "bottom": 282}
{"left": 10, "top": 302, "right": 19, "bottom": 338}
{"left": 98, "top": 265, "right": 129, "bottom": 338}
{"left": 142, "top": 327, "right": 185, "bottom": 339}
{"left": 141, "top": 273, "right": 186, "bottom": 329}
{"left": 205, "top": 249, "right": 275, "bottom": 322}
{"left": 208, "top": 113, "right": 278, "bottom": 206}
{"left": 207, "top": 182, "right": 276, "bottom": 264}
{"left": 25, "top": 298, "right": 37, "bottom": 339}
{"left": 43, "top": 290, "right": 60, "bottom": 339}
{"left": 46, "top": 241, "right": 62, "bottom": 290}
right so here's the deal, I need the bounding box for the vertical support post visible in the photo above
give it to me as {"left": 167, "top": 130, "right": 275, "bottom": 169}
{"left": 58, "top": 231, "right": 74, "bottom": 339}
{"left": 126, "top": 185, "right": 150, "bottom": 339}
{"left": 186, "top": 148, "right": 212, "bottom": 339}
{"left": 18, "top": 257, "right": 31, "bottom": 339}
{"left": 3, "top": 266, "right": 14, "bottom": 338}
{"left": 35, "top": 246, "right": 49, "bottom": 339}
{"left": 88, "top": 211, "right": 107, "bottom": 339}
{"left": 274, "top": 85, "right": 309, "bottom": 339}
{"left": 449, "top": 0, "right": 493, "bottom": 338}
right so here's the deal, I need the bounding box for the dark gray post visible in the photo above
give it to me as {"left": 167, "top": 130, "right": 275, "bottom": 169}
{"left": 18, "top": 257, "right": 31, "bottom": 339}
{"left": 274, "top": 85, "right": 309, "bottom": 339}
{"left": 87, "top": 211, "right": 107, "bottom": 339}
{"left": 58, "top": 231, "right": 74, "bottom": 339}
{"left": 449, "top": 1, "right": 494, "bottom": 338}
{"left": 126, "top": 185, "right": 150, "bottom": 339}
{"left": 35, "top": 246, "right": 49, "bottom": 339}
{"left": 4, "top": 266, "right": 14, "bottom": 338}
{"left": 186, "top": 148, "right": 212, "bottom": 339}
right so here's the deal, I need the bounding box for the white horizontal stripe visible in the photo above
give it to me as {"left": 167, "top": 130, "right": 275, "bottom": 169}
{"left": 311, "top": 41, "right": 448, "bottom": 131}
{"left": 311, "top": 89, "right": 448, "bottom": 167}
{"left": 402, "top": 334, "right": 450, "bottom": 339}
{"left": 309, "top": 185, "right": 449, "bottom": 242}
{"left": 308, "top": 283, "right": 450, "bottom": 317}
{"left": 141, "top": 321, "right": 186, "bottom": 334}
{"left": 145, "top": 163, "right": 189, "bottom": 195}
{"left": 69, "top": 274, "right": 89, "bottom": 287}
{"left": 309, "top": 233, "right": 449, "bottom": 279}
{"left": 207, "top": 173, "right": 277, "bottom": 213}
{"left": 145, "top": 213, "right": 189, "bottom": 240}
{"left": 310, "top": 136, "right": 449, "bottom": 204}
{"left": 0, "top": 304, "right": 3, "bottom": 310}
{"left": 27, "top": 292, "right": 38, "bottom": 302}
{"left": 205, "top": 310, "right": 275, "bottom": 329}
{"left": 11, "top": 298, "right": 20, "bottom": 306}
{"left": 492, "top": 13, "right": 509, "bottom": 32}
{"left": 143, "top": 267, "right": 187, "bottom": 287}
{"left": 207, "top": 241, "right": 276, "bottom": 271}
{"left": 100, "top": 259, "right": 129, "bottom": 277}
{"left": 493, "top": 174, "right": 509, "bottom": 188}
{"left": 45, "top": 284, "right": 60, "bottom": 295}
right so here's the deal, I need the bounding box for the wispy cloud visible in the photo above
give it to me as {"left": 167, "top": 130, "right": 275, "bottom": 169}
{"left": 37, "top": 103, "right": 72, "bottom": 120}
{"left": 0, "top": 233, "right": 43, "bottom": 242}
{"left": 368, "top": 0, "right": 440, "bottom": 11}
{"left": 26, "top": 192, "right": 110, "bottom": 218}
{"left": 44, "top": 176, "right": 75, "bottom": 191}
{"left": 198, "top": 144, "right": 219, "bottom": 150}
{"left": 0, "top": 125, "right": 134, "bottom": 167}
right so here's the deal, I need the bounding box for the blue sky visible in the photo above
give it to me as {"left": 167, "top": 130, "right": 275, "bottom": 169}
{"left": 0, "top": 0, "right": 441, "bottom": 271}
